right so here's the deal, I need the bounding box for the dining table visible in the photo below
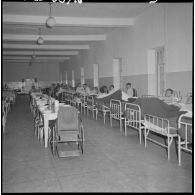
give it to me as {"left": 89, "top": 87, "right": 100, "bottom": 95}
{"left": 32, "top": 93, "right": 58, "bottom": 148}
{"left": 31, "top": 93, "right": 72, "bottom": 148}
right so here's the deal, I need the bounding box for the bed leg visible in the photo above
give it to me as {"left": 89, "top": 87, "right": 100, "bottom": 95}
{"left": 124, "top": 119, "right": 127, "bottom": 136}
{"left": 164, "top": 137, "right": 168, "bottom": 159}
{"left": 110, "top": 114, "right": 112, "bottom": 127}
{"left": 144, "top": 127, "right": 147, "bottom": 148}
{"left": 139, "top": 127, "right": 141, "bottom": 144}
{"left": 178, "top": 135, "right": 181, "bottom": 166}
{"left": 174, "top": 137, "right": 178, "bottom": 160}
{"left": 119, "top": 119, "right": 122, "bottom": 132}
{"left": 167, "top": 136, "right": 171, "bottom": 161}
{"left": 96, "top": 110, "right": 98, "bottom": 120}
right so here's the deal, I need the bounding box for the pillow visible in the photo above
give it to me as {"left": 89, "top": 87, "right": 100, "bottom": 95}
{"left": 122, "top": 91, "right": 129, "bottom": 101}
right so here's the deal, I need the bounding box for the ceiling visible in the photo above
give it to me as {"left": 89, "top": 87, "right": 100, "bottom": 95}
{"left": 3, "top": 2, "right": 152, "bottom": 63}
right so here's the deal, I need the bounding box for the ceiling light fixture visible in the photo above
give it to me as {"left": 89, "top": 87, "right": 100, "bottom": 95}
{"left": 29, "top": 50, "right": 36, "bottom": 66}
{"left": 37, "top": 28, "right": 44, "bottom": 45}
{"left": 46, "top": 2, "right": 56, "bottom": 28}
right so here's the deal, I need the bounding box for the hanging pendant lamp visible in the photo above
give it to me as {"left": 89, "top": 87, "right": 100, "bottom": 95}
{"left": 37, "top": 28, "right": 44, "bottom": 45}
{"left": 46, "top": 2, "right": 56, "bottom": 28}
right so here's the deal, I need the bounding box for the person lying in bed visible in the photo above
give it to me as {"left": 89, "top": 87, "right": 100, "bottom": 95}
{"left": 83, "top": 83, "right": 91, "bottom": 95}
{"left": 108, "top": 85, "right": 115, "bottom": 94}
{"left": 161, "top": 88, "right": 180, "bottom": 104}
{"left": 90, "top": 87, "right": 99, "bottom": 95}
{"left": 95, "top": 86, "right": 108, "bottom": 98}
{"left": 175, "top": 92, "right": 192, "bottom": 112}
{"left": 165, "top": 88, "right": 174, "bottom": 97}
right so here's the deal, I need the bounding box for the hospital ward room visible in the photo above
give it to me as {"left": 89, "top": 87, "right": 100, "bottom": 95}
{"left": 2, "top": 2, "right": 193, "bottom": 193}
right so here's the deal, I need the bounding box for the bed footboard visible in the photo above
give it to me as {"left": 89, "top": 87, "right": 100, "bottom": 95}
{"left": 143, "top": 114, "right": 178, "bottom": 160}
{"left": 124, "top": 103, "right": 143, "bottom": 144}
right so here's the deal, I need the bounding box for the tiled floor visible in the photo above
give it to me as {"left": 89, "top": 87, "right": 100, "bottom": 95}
{"left": 2, "top": 95, "right": 192, "bottom": 192}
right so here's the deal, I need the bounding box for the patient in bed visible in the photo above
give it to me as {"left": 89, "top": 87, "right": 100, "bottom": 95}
{"left": 177, "top": 92, "right": 192, "bottom": 112}
{"left": 162, "top": 88, "right": 180, "bottom": 104}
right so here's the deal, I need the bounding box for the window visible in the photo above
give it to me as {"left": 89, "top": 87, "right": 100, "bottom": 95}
{"left": 156, "top": 47, "right": 165, "bottom": 96}
{"left": 113, "top": 58, "right": 122, "bottom": 90}
{"left": 93, "top": 64, "right": 99, "bottom": 87}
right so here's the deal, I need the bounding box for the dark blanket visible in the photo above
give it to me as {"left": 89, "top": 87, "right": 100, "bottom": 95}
{"left": 178, "top": 116, "right": 192, "bottom": 142}
{"left": 133, "top": 97, "right": 187, "bottom": 128}
{"left": 94, "top": 89, "right": 122, "bottom": 108}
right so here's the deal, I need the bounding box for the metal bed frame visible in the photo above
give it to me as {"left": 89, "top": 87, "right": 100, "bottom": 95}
{"left": 143, "top": 114, "right": 178, "bottom": 160}
{"left": 178, "top": 113, "right": 192, "bottom": 166}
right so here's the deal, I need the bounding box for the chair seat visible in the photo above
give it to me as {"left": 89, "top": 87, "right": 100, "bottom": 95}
{"left": 58, "top": 131, "right": 80, "bottom": 142}
{"left": 58, "top": 149, "right": 81, "bottom": 157}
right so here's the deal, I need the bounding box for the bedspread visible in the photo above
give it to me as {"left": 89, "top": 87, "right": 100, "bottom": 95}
{"left": 131, "top": 97, "right": 187, "bottom": 128}
{"left": 94, "top": 90, "right": 122, "bottom": 109}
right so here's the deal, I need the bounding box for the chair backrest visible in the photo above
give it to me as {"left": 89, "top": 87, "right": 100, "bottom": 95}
{"left": 87, "top": 96, "right": 94, "bottom": 107}
{"left": 57, "top": 106, "right": 79, "bottom": 131}
{"left": 133, "top": 88, "right": 137, "bottom": 97}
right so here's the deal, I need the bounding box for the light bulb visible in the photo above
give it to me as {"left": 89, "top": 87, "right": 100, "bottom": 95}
{"left": 37, "top": 36, "right": 44, "bottom": 45}
{"left": 46, "top": 16, "right": 56, "bottom": 28}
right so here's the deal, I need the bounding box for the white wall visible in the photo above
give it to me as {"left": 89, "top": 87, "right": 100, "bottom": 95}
{"left": 165, "top": 3, "right": 192, "bottom": 72}
{"left": 3, "top": 62, "right": 60, "bottom": 82}
{"left": 61, "top": 3, "right": 192, "bottom": 95}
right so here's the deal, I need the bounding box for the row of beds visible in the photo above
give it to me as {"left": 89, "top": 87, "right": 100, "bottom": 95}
{"left": 2, "top": 90, "right": 17, "bottom": 133}
{"left": 55, "top": 89, "right": 192, "bottom": 166}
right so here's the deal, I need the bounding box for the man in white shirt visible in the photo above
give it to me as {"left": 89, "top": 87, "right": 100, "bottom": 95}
{"left": 83, "top": 83, "right": 91, "bottom": 95}
{"left": 126, "top": 83, "right": 134, "bottom": 98}
{"left": 76, "top": 83, "right": 84, "bottom": 94}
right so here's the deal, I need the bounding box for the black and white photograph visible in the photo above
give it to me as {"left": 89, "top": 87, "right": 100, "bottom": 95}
{"left": 2, "top": 0, "right": 193, "bottom": 193}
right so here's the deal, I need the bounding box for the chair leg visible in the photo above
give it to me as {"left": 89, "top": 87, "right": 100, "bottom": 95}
{"left": 103, "top": 112, "right": 106, "bottom": 124}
